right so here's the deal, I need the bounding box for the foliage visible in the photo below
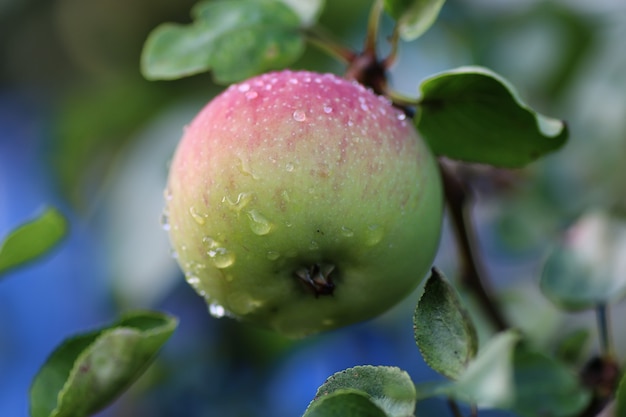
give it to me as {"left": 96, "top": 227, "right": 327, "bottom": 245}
{"left": 1, "top": 0, "right": 623, "bottom": 416}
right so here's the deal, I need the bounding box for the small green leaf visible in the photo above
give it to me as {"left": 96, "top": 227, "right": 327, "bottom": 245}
{"left": 384, "top": 0, "right": 446, "bottom": 41}
{"left": 141, "top": 0, "right": 305, "bottom": 83}
{"left": 414, "top": 268, "right": 478, "bottom": 380}
{"left": 509, "top": 346, "right": 591, "bottom": 417}
{"left": 616, "top": 371, "right": 626, "bottom": 417}
{"left": 541, "top": 211, "right": 626, "bottom": 311}
{"left": 303, "top": 390, "right": 387, "bottom": 417}
{"left": 306, "top": 366, "right": 416, "bottom": 417}
{"left": 416, "top": 66, "right": 568, "bottom": 168}
{"left": 0, "top": 207, "right": 67, "bottom": 276}
{"left": 30, "top": 311, "right": 177, "bottom": 417}
{"left": 451, "top": 330, "right": 519, "bottom": 408}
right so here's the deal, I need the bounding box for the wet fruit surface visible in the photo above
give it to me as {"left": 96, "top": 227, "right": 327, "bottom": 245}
{"left": 165, "top": 70, "right": 443, "bottom": 337}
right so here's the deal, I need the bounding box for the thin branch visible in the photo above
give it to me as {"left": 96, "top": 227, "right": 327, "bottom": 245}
{"left": 439, "top": 161, "right": 509, "bottom": 332}
{"left": 595, "top": 304, "right": 614, "bottom": 359}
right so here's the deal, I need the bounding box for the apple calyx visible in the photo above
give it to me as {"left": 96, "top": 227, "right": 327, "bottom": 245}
{"left": 295, "top": 263, "right": 336, "bottom": 297}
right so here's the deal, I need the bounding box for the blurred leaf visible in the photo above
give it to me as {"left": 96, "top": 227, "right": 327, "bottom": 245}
{"left": 414, "top": 268, "right": 478, "bottom": 380}
{"left": 306, "top": 366, "right": 416, "bottom": 417}
{"left": 52, "top": 79, "right": 169, "bottom": 207}
{"left": 384, "top": 0, "right": 446, "bottom": 41}
{"left": 450, "top": 330, "right": 519, "bottom": 408}
{"left": 510, "top": 346, "right": 591, "bottom": 417}
{"left": 0, "top": 207, "right": 67, "bottom": 276}
{"left": 30, "top": 311, "right": 177, "bottom": 417}
{"left": 141, "top": 0, "right": 305, "bottom": 83}
{"left": 616, "top": 371, "right": 626, "bottom": 417}
{"left": 277, "top": 0, "right": 325, "bottom": 26}
{"left": 303, "top": 390, "right": 387, "bottom": 417}
{"left": 555, "top": 329, "right": 590, "bottom": 365}
{"left": 416, "top": 66, "right": 568, "bottom": 168}
{"left": 541, "top": 211, "right": 626, "bottom": 311}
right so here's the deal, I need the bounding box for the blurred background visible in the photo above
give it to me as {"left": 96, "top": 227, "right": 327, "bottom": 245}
{"left": 1, "top": 0, "right": 625, "bottom": 416}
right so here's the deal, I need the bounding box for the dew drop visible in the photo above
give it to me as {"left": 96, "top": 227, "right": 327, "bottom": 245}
{"left": 209, "top": 302, "right": 227, "bottom": 318}
{"left": 245, "top": 90, "right": 258, "bottom": 100}
{"left": 309, "top": 240, "right": 319, "bottom": 250}
{"left": 293, "top": 110, "right": 306, "bottom": 122}
{"left": 340, "top": 226, "right": 354, "bottom": 237}
{"left": 285, "top": 162, "right": 294, "bottom": 172}
{"left": 187, "top": 275, "right": 201, "bottom": 288}
{"left": 247, "top": 209, "right": 273, "bottom": 235}
{"left": 208, "top": 247, "right": 235, "bottom": 268}
{"left": 163, "top": 187, "right": 173, "bottom": 201}
{"left": 238, "top": 157, "right": 260, "bottom": 179}
{"left": 160, "top": 212, "right": 170, "bottom": 231}
{"left": 360, "top": 103, "right": 369, "bottom": 112}
{"left": 267, "top": 251, "right": 280, "bottom": 260}
{"left": 397, "top": 112, "right": 407, "bottom": 121}
{"left": 323, "top": 105, "right": 333, "bottom": 114}
{"left": 189, "top": 206, "right": 206, "bottom": 225}
{"left": 237, "top": 83, "right": 250, "bottom": 92}
{"left": 222, "top": 192, "right": 253, "bottom": 212}
{"left": 365, "top": 224, "right": 384, "bottom": 246}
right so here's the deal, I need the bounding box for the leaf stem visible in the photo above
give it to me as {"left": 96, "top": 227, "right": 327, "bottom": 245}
{"left": 302, "top": 26, "right": 356, "bottom": 63}
{"left": 364, "top": 0, "right": 384, "bottom": 55}
{"left": 438, "top": 161, "right": 509, "bottom": 332}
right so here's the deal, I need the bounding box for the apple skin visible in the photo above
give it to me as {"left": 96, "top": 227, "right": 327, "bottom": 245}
{"left": 165, "top": 70, "right": 443, "bottom": 337}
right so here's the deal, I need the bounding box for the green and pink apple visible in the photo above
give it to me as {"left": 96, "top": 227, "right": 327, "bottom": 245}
{"left": 164, "top": 70, "right": 443, "bottom": 337}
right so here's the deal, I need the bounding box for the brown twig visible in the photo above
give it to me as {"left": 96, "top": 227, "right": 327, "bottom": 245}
{"left": 439, "top": 161, "right": 508, "bottom": 332}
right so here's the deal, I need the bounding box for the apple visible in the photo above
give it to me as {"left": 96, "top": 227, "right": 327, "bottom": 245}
{"left": 164, "top": 70, "right": 443, "bottom": 337}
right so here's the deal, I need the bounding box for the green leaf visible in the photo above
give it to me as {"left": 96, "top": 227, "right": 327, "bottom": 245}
{"left": 384, "top": 0, "right": 446, "bottom": 41}
{"left": 30, "top": 311, "right": 177, "bottom": 417}
{"left": 616, "top": 371, "right": 626, "bottom": 417}
{"left": 141, "top": 0, "right": 305, "bottom": 83}
{"left": 509, "top": 346, "right": 591, "bottom": 417}
{"left": 277, "top": 0, "right": 325, "bottom": 26}
{"left": 413, "top": 268, "right": 478, "bottom": 380}
{"left": 303, "top": 390, "right": 387, "bottom": 417}
{"left": 416, "top": 66, "right": 568, "bottom": 168}
{"left": 541, "top": 211, "right": 626, "bottom": 311}
{"left": 450, "top": 330, "right": 520, "bottom": 408}
{"left": 0, "top": 207, "right": 67, "bottom": 276}
{"left": 306, "top": 366, "right": 416, "bottom": 417}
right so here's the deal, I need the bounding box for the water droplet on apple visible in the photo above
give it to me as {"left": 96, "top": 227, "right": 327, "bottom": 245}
{"left": 163, "top": 187, "right": 173, "bottom": 201}
{"left": 238, "top": 83, "right": 250, "bottom": 92}
{"left": 293, "top": 110, "right": 306, "bottom": 122}
{"left": 160, "top": 212, "right": 170, "bottom": 231}
{"left": 285, "top": 162, "right": 294, "bottom": 172}
{"left": 340, "top": 226, "right": 354, "bottom": 237}
{"left": 238, "top": 157, "right": 260, "bottom": 179}
{"left": 208, "top": 247, "right": 235, "bottom": 268}
{"left": 209, "top": 302, "right": 227, "bottom": 318}
{"left": 189, "top": 206, "right": 206, "bottom": 225}
{"left": 247, "top": 209, "right": 273, "bottom": 235}
{"left": 365, "top": 224, "right": 384, "bottom": 246}
{"left": 397, "top": 112, "right": 407, "bottom": 121}
{"left": 245, "top": 90, "right": 258, "bottom": 100}
{"left": 323, "top": 105, "right": 333, "bottom": 114}
{"left": 309, "top": 240, "right": 319, "bottom": 250}
{"left": 222, "top": 192, "right": 253, "bottom": 212}
{"left": 266, "top": 250, "right": 280, "bottom": 260}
